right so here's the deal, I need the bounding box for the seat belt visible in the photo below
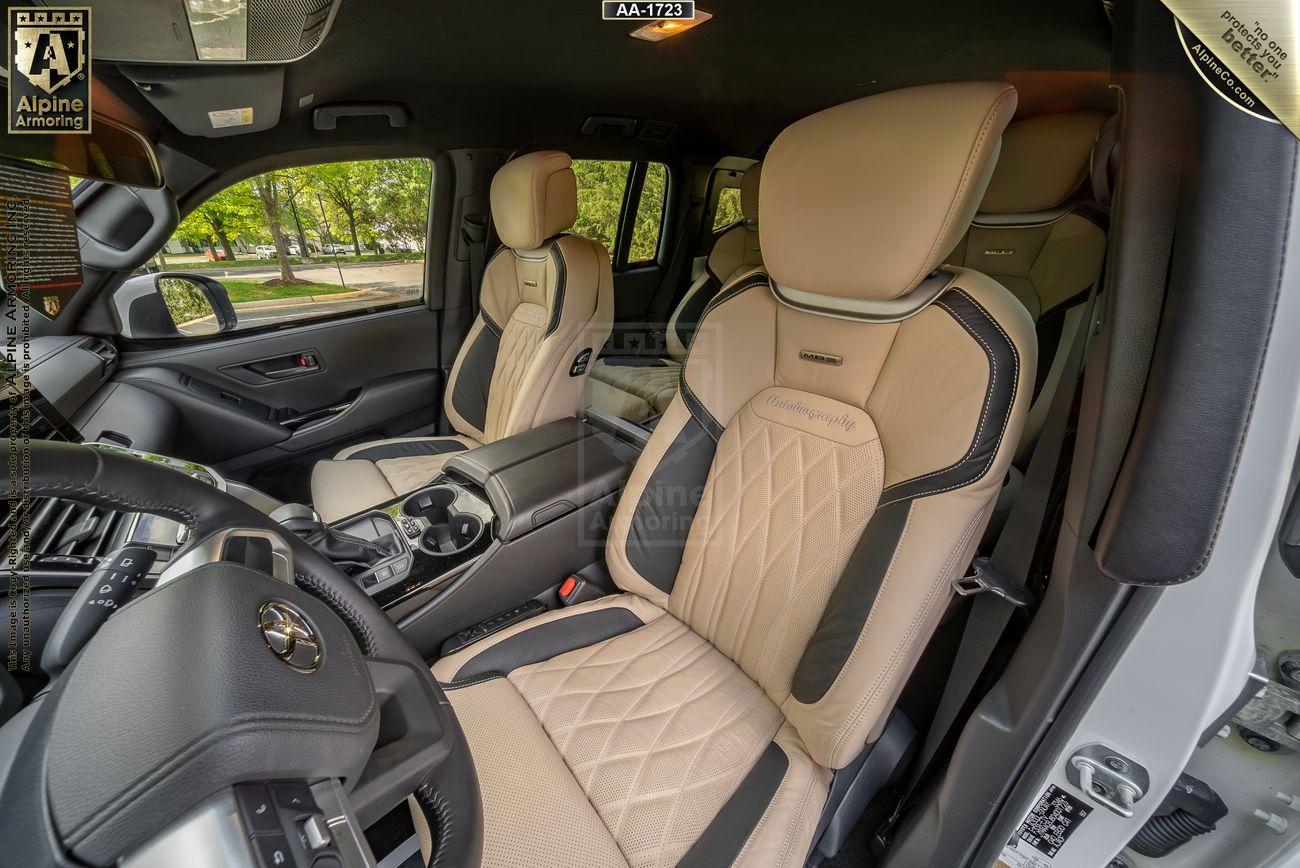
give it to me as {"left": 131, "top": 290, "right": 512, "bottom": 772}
{"left": 878, "top": 289, "right": 1098, "bottom": 844}
{"left": 643, "top": 188, "right": 704, "bottom": 352}
{"left": 461, "top": 213, "right": 489, "bottom": 318}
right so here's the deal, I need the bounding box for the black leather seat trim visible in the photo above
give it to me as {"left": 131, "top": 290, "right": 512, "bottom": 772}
{"left": 879, "top": 288, "right": 1021, "bottom": 506}
{"left": 790, "top": 499, "right": 914, "bottom": 704}
{"left": 679, "top": 373, "right": 723, "bottom": 442}
{"left": 625, "top": 416, "right": 717, "bottom": 592}
{"left": 545, "top": 239, "right": 568, "bottom": 337}
{"left": 346, "top": 439, "right": 470, "bottom": 463}
{"left": 677, "top": 741, "right": 790, "bottom": 868}
{"left": 671, "top": 269, "right": 722, "bottom": 352}
{"left": 450, "top": 324, "right": 501, "bottom": 431}
{"left": 444, "top": 607, "right": 645, "bottom": 682}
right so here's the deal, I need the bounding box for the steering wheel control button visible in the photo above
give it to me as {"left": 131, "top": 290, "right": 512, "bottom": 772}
{"left": 272, "top": 782, "right": 317, "bottom": 813}
{"left": 236, "top": 784, "right": 283, "bottom": 835}
{"left": 258, "top": 601, "right": 323, "bottom": 673}
{"left": 105, "top": 546, "right": 158, "bottom": 575}
{"left": 252, "top": 832, "right": 294, "bottom": 868}
{"left": 302, "top": 813, "right": 332, "bottom": 849}
{"left": 311, "top": 857, "right": 343, "bottom": 868}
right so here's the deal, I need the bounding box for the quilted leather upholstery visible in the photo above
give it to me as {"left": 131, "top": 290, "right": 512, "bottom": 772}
{"left": 670, "top": 391, "right": 884, "bottom": 702}
{"left": 512, "top": 612, "right": 785, "bottom": 867}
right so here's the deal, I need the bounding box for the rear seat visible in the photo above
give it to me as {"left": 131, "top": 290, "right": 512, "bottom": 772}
{"left": 948, "top": 109, "right": 1114, "bottom": 464}
{"left": 584, "top": 161, "right": 763, "bottom": 421}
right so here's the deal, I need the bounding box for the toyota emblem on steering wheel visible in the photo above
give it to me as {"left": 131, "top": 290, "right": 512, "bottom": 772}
{"left": 258, "top": 601, "right": 323, "bottom": 673}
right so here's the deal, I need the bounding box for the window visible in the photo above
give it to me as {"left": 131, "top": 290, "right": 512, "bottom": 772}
{"left": 571, "top": 158, "right": 669, "bottom": 268}
{"left": 572, "top": 159, "right": 630, "bottom": 254}
{"left": 629, "top": 162, "right": 666, "bottom": 262}
{"left": 146, "top": 157, "right": 431, "bottom": 336}
{"left": 713, "top": 186, "right": 743, "bottom": 231}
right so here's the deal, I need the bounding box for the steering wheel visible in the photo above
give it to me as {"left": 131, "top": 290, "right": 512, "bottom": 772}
{"left": 0, "top": 441, "right": 482, "bottom": 868}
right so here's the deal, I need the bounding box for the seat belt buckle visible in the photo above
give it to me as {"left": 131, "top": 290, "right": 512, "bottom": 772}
{"left": 952, "top": 556, "right": 1034, "bottom": 607}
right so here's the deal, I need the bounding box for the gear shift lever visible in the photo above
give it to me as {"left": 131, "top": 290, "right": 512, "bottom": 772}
{"left": 271, "top": 504, "right": 396, "bottom": 572}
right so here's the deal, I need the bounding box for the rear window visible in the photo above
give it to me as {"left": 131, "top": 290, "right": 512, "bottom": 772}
{"left": 572, "top": 158, "right": 670, "bottom": 268}
{"left": 572, "top": 159, "right": 631, "bottom": 253}
{"left": 713, "top": 186, "right": 743, "bottom": 231}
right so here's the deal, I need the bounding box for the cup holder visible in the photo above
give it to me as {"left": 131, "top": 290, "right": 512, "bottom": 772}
{"left": 403, "top": 485, "right": 485, "bottom": 556}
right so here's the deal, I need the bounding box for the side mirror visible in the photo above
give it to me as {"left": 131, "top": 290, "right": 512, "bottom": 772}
{"left": 112, "top": 273, "right": 237, "bottom": 339}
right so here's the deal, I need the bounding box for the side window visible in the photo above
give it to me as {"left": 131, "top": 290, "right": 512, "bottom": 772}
{"left": 571, "top": 158, "right": 669, "bottom": 269}
{"left": 146, "top": 158, "right": 431, "bottom": 336}
{"left": 571, "top": 159, "right": 630, "bottom": 254}
{"left": 713, "top": 187, "right": 743, "bottom": 231}
{"left": 629, "top": 162, "right": 667, "bottom": 263}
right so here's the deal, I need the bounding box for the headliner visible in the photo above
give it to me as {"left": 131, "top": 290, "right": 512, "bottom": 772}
{"left": 95, "top": 0, "right": 1114, "bottom": 177}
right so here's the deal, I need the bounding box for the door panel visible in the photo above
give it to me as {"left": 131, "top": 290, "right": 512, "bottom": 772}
{"left": 113, "top": 304, "right": 442, "bottom": 469}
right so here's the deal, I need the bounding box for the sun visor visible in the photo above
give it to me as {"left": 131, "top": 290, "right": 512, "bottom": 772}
{"left": 120, "top": 65, "right": 283, "bottom": 138}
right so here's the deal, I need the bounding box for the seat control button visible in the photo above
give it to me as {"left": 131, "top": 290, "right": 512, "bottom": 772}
{"left": 235, "top": 784, "right": 282, "bottom": 834}
{"left": 271, "top": 781, "right": 316, "bottom": 812}
{"left": 302, "top": 812, "right": 332, "bottom": 849}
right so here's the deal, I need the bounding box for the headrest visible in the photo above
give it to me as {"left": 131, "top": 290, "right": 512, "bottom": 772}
{"left": 740, "top": 161, "right": 762, "bottom": 223}
{"left": 978, "top": 110, "right": 1110, "bottom": 213}
{"left": 490, "top": 150, "right": 578, "bottom": 250}
{"left": 762, "top": 82, "right": 1017, "bottom": 306}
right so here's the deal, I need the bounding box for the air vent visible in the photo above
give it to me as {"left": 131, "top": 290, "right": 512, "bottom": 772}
{"left": 80, "top": 337, "right": 118, "bottom": 371}
{"left": 1, "top": 498, "right": 127, "bottom": 564}
{"left": 639, "top": 120, "right": 678, "bottom": 142}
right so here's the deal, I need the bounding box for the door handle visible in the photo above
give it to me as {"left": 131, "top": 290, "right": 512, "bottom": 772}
{"left": 246, "top": 351, "right": 323, "bottom": 380}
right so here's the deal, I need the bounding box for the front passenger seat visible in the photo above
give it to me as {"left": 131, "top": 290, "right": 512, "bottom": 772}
{"left": 312, "top": 150, "right": 613, "bottom": 522}
{"left": 431, "top": 82, "right": 1033, "bottom": 867}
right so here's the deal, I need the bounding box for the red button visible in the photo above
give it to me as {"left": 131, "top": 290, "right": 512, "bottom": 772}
{"left": 559, "top": 576, "right": 578, "bottom": 598}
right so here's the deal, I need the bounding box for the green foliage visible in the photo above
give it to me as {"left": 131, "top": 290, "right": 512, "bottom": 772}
{"left": 629, "top": 162, "right": 666, "bottom": 262}
{"left": 713, "top": 187, "right": 744, "bottom": 230}
{"left": 571, "top": 159, "right": 630, "bottom": 253}
{"left": 168, "top": 159, "right": 433, "bottom": 259}
{"left": 174, "top": 184, "right": 261, "bottom": 256}
{"left": 570, "top": 159, "right": 666, "bottom": 262}
{"left": 158, "top": 277, "right": 213, "bottom": 325}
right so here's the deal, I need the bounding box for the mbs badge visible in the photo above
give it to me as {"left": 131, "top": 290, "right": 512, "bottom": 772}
{"left": 7, "top": 7, "right": 91, "bottom": 134}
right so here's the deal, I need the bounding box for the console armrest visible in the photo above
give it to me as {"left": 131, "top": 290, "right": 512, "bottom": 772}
{"left": 442, "top": 420, "right": 638, "bottom": 541}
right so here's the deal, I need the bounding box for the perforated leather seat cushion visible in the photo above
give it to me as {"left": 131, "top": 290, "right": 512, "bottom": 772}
{"left": 436, "top": 597, "right": 828, "bottom": 868}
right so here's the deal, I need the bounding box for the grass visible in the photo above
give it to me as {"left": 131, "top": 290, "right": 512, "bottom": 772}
{"left": 222, "top": 280, "right": 352, "bottom": 304}
{"left": 166, "top": 252, "right": 422, "bottom": 270}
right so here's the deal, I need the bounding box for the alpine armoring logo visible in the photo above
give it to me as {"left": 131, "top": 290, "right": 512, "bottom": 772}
{"left": 7, "top": 7, "right": 91, "bottom": 134}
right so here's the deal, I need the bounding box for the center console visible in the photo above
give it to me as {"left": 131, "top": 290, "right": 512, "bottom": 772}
{"left": 325, "top": 418, "right": 640, "bottom": 657}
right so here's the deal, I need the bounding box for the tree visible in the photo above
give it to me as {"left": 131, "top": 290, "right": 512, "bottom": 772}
{"left": 364, "top": 159, "right": 432, "bottom": 251}
{"left": 571, "top": 160, "right": 629, "bottom": 253}
{"left": 249, "top": 172, "right": 300, "bottom": 283}
{"left": 175, "top": 185, "right": 259, "bottom": 261}
{"left": 280, "top": 169, "right": 316, "bottom": 262}
{"left": 309, "top": 162, "right": 368, "bottom": 255}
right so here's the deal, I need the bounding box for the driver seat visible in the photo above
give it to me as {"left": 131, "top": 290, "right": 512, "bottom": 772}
{"left": 432, "top": 82, "right": 1032, "bottom": 867}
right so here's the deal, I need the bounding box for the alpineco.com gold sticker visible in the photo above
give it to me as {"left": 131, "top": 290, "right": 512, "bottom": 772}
{"left": 1164, "top": 1, "right": 1293, "bottom": 134}
{"left": 7, "top": 7, "right": 91, "bottom": 135}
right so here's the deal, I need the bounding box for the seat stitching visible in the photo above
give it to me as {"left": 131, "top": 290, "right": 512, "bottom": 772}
{"left": 906, "top": 87, "right": 1016, "bottom": 293}
{"left": 606, "top": 642, "right": 752, "bottom": 841}
{"left": 877, "top": 288, "right": 1020, "bottom": 505}
{"left": 647, "top": 674, "right": 777, "bottom": 859}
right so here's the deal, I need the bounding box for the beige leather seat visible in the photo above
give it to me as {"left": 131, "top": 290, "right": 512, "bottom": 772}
{"left": 946, "top": 110, "right": 1111, "bottom": 461}
{"left": 584, "top": 163, "right": 764, "bottom": 422}
{"left": 311, "top": 150, "right": 613, "bottom": 522}
{"left": 433, "top": 82, "right": 1034, "bottom": 867}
